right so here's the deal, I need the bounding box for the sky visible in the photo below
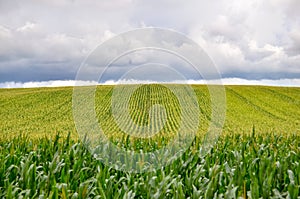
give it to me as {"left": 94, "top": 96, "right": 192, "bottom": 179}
{"left": 0, "top": 0, "right": 300, "bottom": 87}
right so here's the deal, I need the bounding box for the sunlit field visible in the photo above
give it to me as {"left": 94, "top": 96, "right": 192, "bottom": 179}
{"left": 0, "top": 85, "right": 299, "bottom": 198}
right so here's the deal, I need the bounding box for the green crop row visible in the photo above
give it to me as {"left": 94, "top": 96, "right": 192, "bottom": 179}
{"left": 1, "top": 85, "right": 299, "bottom": 139}
{"left": 0, "top": 84, "right": 299, "bottom": 198}
{"left": 0, "top": 132, "right": 299, "bottom": 198}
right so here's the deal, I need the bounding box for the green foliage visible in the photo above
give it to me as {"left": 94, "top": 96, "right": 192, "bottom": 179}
{"left": 0, "top": 133, "right": 299, "bottom": 198}
{"left": 0, "top": 84, "right": 299, "bottom": 198}
{"left": 0, "top": 85, "right": 299, "bottom": 138}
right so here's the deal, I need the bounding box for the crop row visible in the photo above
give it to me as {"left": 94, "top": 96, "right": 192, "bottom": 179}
{"left": 0, "top": 132, "right": 299, "bottom": 198}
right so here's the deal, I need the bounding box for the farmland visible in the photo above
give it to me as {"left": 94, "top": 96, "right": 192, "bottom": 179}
{"left": 0, "top": 85, "right": 300, "bottom": 198}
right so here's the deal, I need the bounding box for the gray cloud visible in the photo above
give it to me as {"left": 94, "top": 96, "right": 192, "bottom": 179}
{"left": 286, "top": 31, "right": 300, "bottom": 56}
{"left": 0, "top": 0, "right": 299, "bottom": 83}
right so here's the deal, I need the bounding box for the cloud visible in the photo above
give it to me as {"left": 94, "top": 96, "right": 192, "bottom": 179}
{"left": 0, "top": 80, "right": 98, "bottom": 88}
{"left": 285, "top": 30, "right": 300, "bottom": 56}
{"left": 0, "top": 0, "right": 299, "bottom": 83}
{"left": 1, "top": 78, "right": 300, "bottom": 88}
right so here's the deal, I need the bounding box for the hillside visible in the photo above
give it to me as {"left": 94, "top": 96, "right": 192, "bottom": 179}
{"left": 1, "top": 85, "right": 300, "bottom": 198}
{"left": 0, "top": 85, "right": 299, "bottom": 138}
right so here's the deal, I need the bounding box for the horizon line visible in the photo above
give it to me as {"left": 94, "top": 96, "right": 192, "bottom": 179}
{"left": 1, "top": 78, "right": 300, "bottom": 88}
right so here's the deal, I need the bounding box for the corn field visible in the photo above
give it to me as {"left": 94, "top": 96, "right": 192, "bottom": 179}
{"left": 0, "top": 132, "right": 299, "bottom": 198}
{"left": 0, "top": 85, "right": 299, "bottom": 198}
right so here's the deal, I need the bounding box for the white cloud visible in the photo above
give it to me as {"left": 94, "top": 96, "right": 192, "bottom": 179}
{"left": 0, "top": 25, "right": 11, "bottom": 38}
{"left": 0, "top": 80, "right": 98, "bottom": 88}
{"left": 1, "top": 78, "right": 300, "bottom": 88}
{"left": 219, "top": 78, "right": 300, "bottom": 87}
{"left": 16, "top": 21, "right": 36, "bottom": 33}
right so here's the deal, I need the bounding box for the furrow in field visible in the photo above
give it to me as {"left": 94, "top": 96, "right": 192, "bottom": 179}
{"left": 227, "top": 87, "right": 284, "bottom": 121}
{"left": 1, "top": 85, "right": 299, "bottom": 137}
{"left": 242, "top": 87, "right": 300, "bottom": 121}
